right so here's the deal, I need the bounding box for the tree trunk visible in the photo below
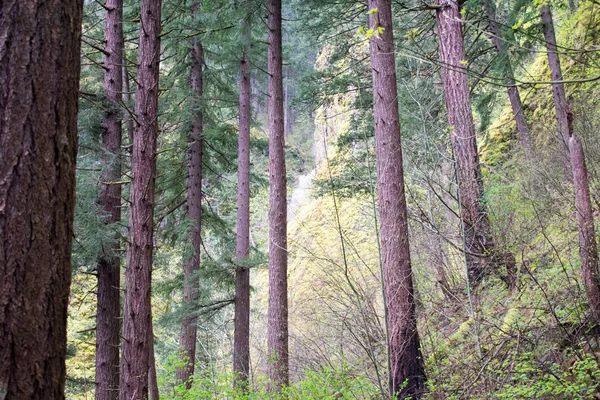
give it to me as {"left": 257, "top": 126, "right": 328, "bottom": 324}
{"left": 436, "top": 0, "right": 499, "bottom": 286}
{"left": 148, "top": 328, "right": 160, "bottom": 400}
{"left": 484, "top": 0, "right": 533, "bottom": 156}
{"left": 569, "top": 135, "right": 600, "bottom": 322}
{"left": 0, "top": 0, "right": 82, "bottom": 398}
{"left": 541, "top": 5, "right": 571, "bottom": 173}
{"left": 368, "top": 1, "right": 427, "bottom": 398}
{"left": 96, "top": 1, "right": 124, "bottom": 399}
{"left": 233, "top": 16, "right": 252, "bottom": 388}
{"left": 176, "top": 33, "right": 204, "bottom": 389}
{"left": 267, "top": 0, "right": 289, "bottom": 390}
{"left": 119, "top": 0, "right": 162, "bottom": 398}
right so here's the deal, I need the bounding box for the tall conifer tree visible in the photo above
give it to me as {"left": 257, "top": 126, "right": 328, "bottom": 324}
{"left": 233, "top": 14, "right": 253, "bottom": 387}
{"left": 96, "top": 1, "right": 124, "bottom": 398}
{"left": 120, "top": 0, "right": 162, "bottom": 397}
{"left": 0, "top": 0, "right": 83, "bottom": 397}
{"left": 368, "top": 0, "right": 427, "bottom": 397}
{"left": 267, "top": 0, "right": 289, "bottom": 390}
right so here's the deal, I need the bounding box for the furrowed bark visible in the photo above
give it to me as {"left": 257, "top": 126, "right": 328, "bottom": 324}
{"left": 0, "top": 0, "right": 82, "bottom": 398}
{"left": 267, "top": 0, "right": 289, "bottom": 391}
{"left": 96, "top": 1, "right": 124, "bottom": 398}
{"left": 233, "top": 16, "right": 252, "bottom": 388}
{"left": 368, "top": 1, "right": 427, "bottom": 398}
{"left": 176, "top": 32, "right": 204, "bottom": 389}
{"left": 484, "top": 0, "right": 533, "bottom": 156}
{"left": 436, "top": 0, "right": 501, "bottom": 286}
{"left": 119, "top": 0, "right": 162, "bottom": 398}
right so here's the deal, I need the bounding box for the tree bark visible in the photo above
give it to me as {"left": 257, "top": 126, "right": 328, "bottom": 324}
{"left": 96, "top": 1, "right": 124, "bottom": 399}
{"left": 368, "top": 1, "right": 427, "bottom": 398}
{"left": 436, "top": 0, "right": 500, "bottom": 286}
{"left": 148, "top": 328, "right": 160, "bottom": 400}
{"left": 569, "top": 135, "right": 600, "bottom": 323}
{"left": 484, "top": 0, "right": 533, "bottom": 156}
{"left": 233, "top": 16, "right": 252, "bottom": 388}
{"left": 119, "top": 0, "right": 161, "bottom": 398}
{"left": 541, "top": 5, "right": 571, "bottom": 173}
{"left": 0, "top": 0, "right": 82, "bottom": 398}
{"left": 267, "top": 0, "right": 289, "bottom": 391}
{"left": 176, "top": 33, "right": 204, "bottom": 389}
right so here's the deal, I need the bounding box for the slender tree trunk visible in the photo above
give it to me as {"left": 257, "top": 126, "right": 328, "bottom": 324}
{"left": 96, "top": 1, "right": 124, "bottom": 399}
{"left": 569, "top": 135, "right": 600, "bottom": 322}
{"left": 541, "top": 5, "right": 571, "bottom": 172}
{"left": 233, "top": 16, "right": 252, "bottom": 388}
{"left": 484, "top": 0, "right": 533, "bottom": 156}
{"left": 176, "top": 33, "right": 204, "bottom": 389}
{"left": 119, "top": 0, "right": 162, "bottom": 398}
{"left": 368, "top": 1, "right": 426, "bottom": 398}
{"left": 436, "top": 0, "right": 500, "bottom": 286}
{"left": 148, "top": 328, "right": 160, "bottom": 400}
{"left": 267, "top": 0, "right": 289, "bottom": 390}
{"left": 0, "top": 0, "right": 82, "bottom": 398}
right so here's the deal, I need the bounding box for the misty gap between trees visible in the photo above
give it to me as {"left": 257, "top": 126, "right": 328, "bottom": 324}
{"left": 3, "top": 0, "right": 600, "bottom": 398}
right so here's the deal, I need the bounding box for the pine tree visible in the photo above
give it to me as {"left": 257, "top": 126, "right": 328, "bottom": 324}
{"left": 267, "top": 0, "right": 289, "bottom": 390}
{"left": 368, "top": 1, "right": 427, "bottom": 397}
{"left": 120, "top": 0, "right": 162, "bottom": 397}
{"left": 176, "top": 7, "right": 204, "bottom": 388}
{"left": 233, "top": 13, "right": 253, "bottom": 387}
{"left": 0, "top": 0, "right": 82, "bottom": 397}
{"left": 435, "top": 0, "right": 507, "bottom": 286}
{"left": 96, "top": 1, "right": 124, "bottom": 398}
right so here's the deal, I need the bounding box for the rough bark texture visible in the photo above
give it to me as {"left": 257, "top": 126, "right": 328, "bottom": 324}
{"left": 176, "top": 36, "right": 204, "bottom": 389}
{"left": 541, "top": 5, "right": 571, "bottom": 172}
{"left": 0, "top": 0, "right": 82, "bottom": 398}
{"left": 368, "top": 1, "right": 427, "bottom": 398}
{"left": 233, "top": 17, "right": 252, "bottom": 387}
{"left": 96, "top": 1, "right": 124, "bottom": 399}
{"left": 569, "top": 135, "right": 600, "bottom": 322}
{"left": 484, "top": 0, "right": 533, "bottom": 156}
{"left": 267, "top": 0, "right": 289, "bottom": 390}
{"left": 119, "top": 0, "right": 161, "bottom": 398}
{"left": 436, "top": 0, "right": 498, "bottom": 285}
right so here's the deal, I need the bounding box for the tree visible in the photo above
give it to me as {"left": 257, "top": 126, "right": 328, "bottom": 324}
{"left": 176, "top": 10, "right": 204, "bottom": 388}
{"left": 233, "top": 15, "right": 252, "bottom": 387}
{"left": 119, "top": 0, "right": 162, "bottom": 397}
{"left": 0, "top": 0, "right": 82, "bottom": 398}
{"left": 484, "top": 0, "right": 533, "bottom": 156}
{"left": 368, "top": 1, "right": 427, "bottom": 398}
{"left": 267, "top": 0, "right": 289, "bottom": 390}
{"left": 540, "top": 4, "right": 600, "bottom": 322}
{"left": 435, "top": 0, "right": 505, "bottom": 285}
{"left": 540, "top": 4, "right": 571, "bottom": 172}
{"left": 569, "top": 132, "right": 600, "bottom": 323}
{"left": 96, "top": 1, "right": 124, "bottom": 398}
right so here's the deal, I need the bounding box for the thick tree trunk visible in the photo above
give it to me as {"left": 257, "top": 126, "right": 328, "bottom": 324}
{"left": 119, "top": 0, "right": 162, "bottom": 398}
{"left": 541, "top": 5, "right": 571, "bottom": 172}
{"left": 569, "top": 135, "right": 600, "bottom": 322}
{"left": 176, "top": 35, "right": 204, "bottom": 389}
{"left": 233, "top": 16, "right": 252, "bottom": 387}
{"left": 96, "top": 1, "right": 124, "bottom": 399}
{"left": 368, "top": 1, "right": 427, "bottom": 398}
{"left": 267, "top": 0, "right": 289, "bottom": 390}
{"left": 0, "top": 0, "right": 82, "bottom": 398}
{"left": 436, "top": 0, "right": 499, "bottom": 286}
{"left": 484, "top": 0, "right": 533, "bottom": 156}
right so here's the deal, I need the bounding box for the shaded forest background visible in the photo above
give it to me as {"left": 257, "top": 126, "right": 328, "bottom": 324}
{"left": 59, "top": 0, "right": 600, "bottom": 398}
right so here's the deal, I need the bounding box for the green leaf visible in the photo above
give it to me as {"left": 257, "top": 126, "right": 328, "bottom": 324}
{"left": 366, "top": 7, "right": 378, "bottom": 15}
